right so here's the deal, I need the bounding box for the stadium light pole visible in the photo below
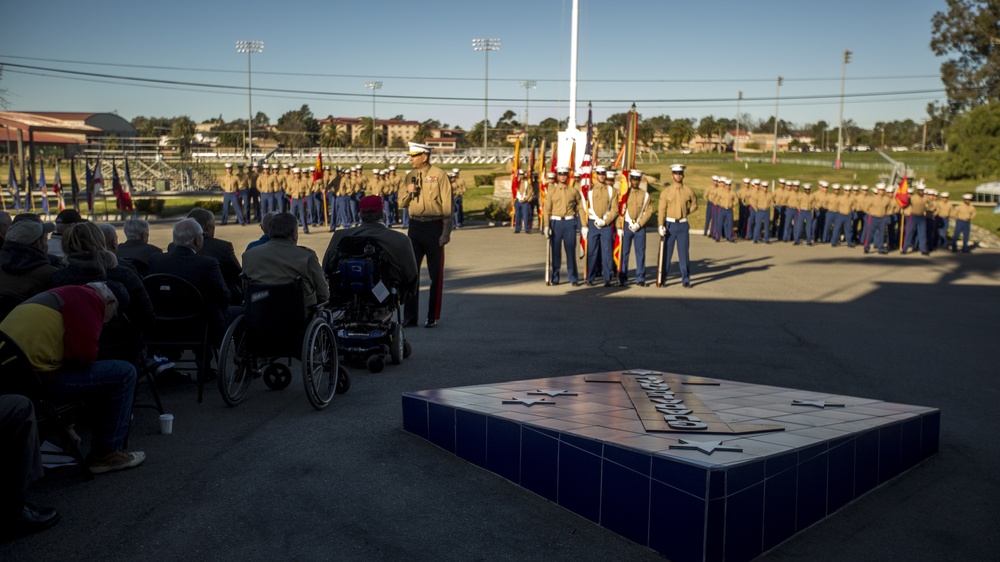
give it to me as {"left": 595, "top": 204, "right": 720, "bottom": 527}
{"left": 365, "top": 81, "right": 382, "bottom": 152}
{"left": 519, "top": 80, "right": 537, "bottom": 131}
{"left": 735, "top": 90, "right": 743, "bottom": 161}
{"left": 836, "top": 49, "right": 852, "bottom": 169}
{"left": 236, "top": 40, "right": 264, "bottom": 165}
{"left": 772, "top": 75, "right": 783, "bottom": 165}
{"left": 472, "top": 38, "right": 501, "bottom": 153}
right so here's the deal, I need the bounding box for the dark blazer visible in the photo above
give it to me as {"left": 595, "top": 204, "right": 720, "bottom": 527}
{"left": 169, "top": 236, "right": 242, "bottom": 304}
{"left": 148, "top": 246, "right": 231, "bottom": 336}
{"left": 117, "top": 240, "right": 163, "bottom": 270}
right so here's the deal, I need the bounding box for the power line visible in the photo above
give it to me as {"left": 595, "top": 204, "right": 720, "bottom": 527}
{"left": 0, "top": 61, "right": 954, "bottom": 105}
{"left": 0, "top": 54, "right": 942, "bottom": 84}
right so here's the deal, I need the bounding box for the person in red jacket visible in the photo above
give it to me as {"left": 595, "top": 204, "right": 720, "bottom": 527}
{"left": 1, "top": 282, "right": 145, "bottom": 475}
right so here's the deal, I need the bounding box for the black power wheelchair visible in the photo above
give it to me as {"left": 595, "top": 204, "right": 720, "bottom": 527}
{"left": 325, "top": 235, "right": 411, "bottom": 373}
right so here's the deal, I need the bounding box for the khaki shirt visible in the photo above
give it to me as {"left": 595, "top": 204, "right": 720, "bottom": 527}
{"left": 752, "top": 190, "right": 773, "bottom": 210}
{"left": 657, "top": 181, "right": 698, "bottom": 224}
{"left": 543, "top": 182, "right": 585, "bottom": 224}
{"left": 587, "top": 182, "right": 619, "bottom": 224}
{"left": 908, "top": 193, "right": 926, "bottom": 215}
{"left": 935, "top": 200, "right": 952, "bottom": 219}
{"left": 453, "top": 177, "right": 468, "bottom": 197}
{"left": 953, "top": 202, "right": 976, "bottom": 221}
{"left": 867, "top": 195, "right": 893, "bottom": 218}
{"left": 220, "top": 172, "right": 239, "bottom": 193}
{"left": 399, "top": 165, "right": 453, "bottom": 219}
{"left": 618, "top": 187, "right": 653, "bottom": 228}
{"left": 236, "top": 172, "right": 250, "bottom": 191}
{"left": 242, "top": 237, "right": 329, "bottom": 308}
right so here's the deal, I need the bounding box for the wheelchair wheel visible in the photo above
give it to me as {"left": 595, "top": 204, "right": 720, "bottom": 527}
{"left": 219, "top": 315, "right": 252, "bottom": 406}
{"left": 336, "top": 365, "right": 351, "bottom": 394}
{"left": 367, "top": 354, "right": 385, "bottom": 373}
{"left": 389, "top": 323, "right": 404, "bottom": 365}
{"left": 302, "top": 317, "right": 338, "bottom": 410}
{"left": 262, "top": 363, "right": 293, "bottom": 390}
{"left": 403, "top": 340, "right": 412, "bottom": 359}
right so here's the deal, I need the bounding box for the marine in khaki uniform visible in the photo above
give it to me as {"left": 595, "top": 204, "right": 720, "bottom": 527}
{"left": 584, "top": 166, "right": 619, "bottom": 286}
{"left": 714, "top": 178, "right": 737, "bottom": 243}
{"left": 400, "top": 142, "right": 453, "bottom": 328}
{"left": 543, "top": 166, "right": 586, "bottom": 286}
{"left": 287, "top": 168, "right": 310, "bottom": 234}
{"left": 656, "top": 164, "right": 698, "bottom": 287}
{"left": 951, "top": 193, "right": 976, "bottom": 252}
{"left": 752, "top": 181, "right": 773, "bottom": 243}
{"left": 451, "top": 168, "right": 467, "bottom": 228}
{"left": 617, "top": 169, "right": 655, "bottom": 286}
{"left": 219, "top": 164, "right": 245, "bottom": 226}
{"left": 829, "top": 185, "right": 855, "bottom": 247}
{"left": 863, "top": 184, "right": 893, "bottom": 254}
{"left": 933, "top": 191, "right": 952, "bottom": 249}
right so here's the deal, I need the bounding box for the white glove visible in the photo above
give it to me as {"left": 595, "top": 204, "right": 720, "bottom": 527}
{"left": 543, "top": 227, "right": 552, "bottom": 238}
{"left": 581, "top": 227, "right": 589, "bottom": 238}
{"left": 630, "top": 223, "right": 640, "bottom": 233}
{"left": 658, "top": 225, "right": 666, "bottom": 237}
{"left": 594, "top": 218, "right": 606, "bottom": 228}
{"left": 617, "top": 229, "right": 624, "bottom": 238}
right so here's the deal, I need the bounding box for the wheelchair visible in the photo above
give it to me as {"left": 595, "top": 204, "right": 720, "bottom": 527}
{"left": 217, "top": 278, "right": 349, "bottom": 410}
{"left": 326, "top": 235, "right": 411, "bottom": 373}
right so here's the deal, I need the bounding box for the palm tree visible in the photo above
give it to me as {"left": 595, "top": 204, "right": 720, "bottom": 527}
{"left": 357, "top": 117, "right": 384, "bottom": 148}
{"left": 411, "top": 123, "right": 432, "bottom": 143}
{"left": 669, "top": 120, "right": 695, "bottom": 149}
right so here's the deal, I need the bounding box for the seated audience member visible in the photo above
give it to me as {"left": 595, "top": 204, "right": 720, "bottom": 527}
{"left": 0, "top": 211, "right": 11, "bottom": 246}
{"left": 323, "top": 195, "right": 419, "bottom": 300}
{"left": 245, "top": 212, "right": 276, "bottom": 252}
{"left": 0, "top": 394, "right": 59, "bottom": 539}
{"left": 0, "top": 282, "right": 146, "bottom": 475}
{"left": 148, "top": 218, "right": 231, "bottom": 341}
{"left": 48, "top": 209, "right": 85, "bottom": 260}
{"left": 176, "top": 208, "right": 243, "bottom": 304}
{"left": 97, "top": 224, "right": 119, "bottom": 253}
{"left": 0, "top": 218, "right": 58, "bottom": 299}
{"left": 116, "top": 219, "right": 162, "bottom": 275}
{"left": 243, "top": 212, "right": 329, "bottom": 310}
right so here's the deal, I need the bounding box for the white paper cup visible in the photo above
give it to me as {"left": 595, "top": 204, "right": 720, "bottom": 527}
{"left": 159, "top": 413, "right": 174, "bottom": 435}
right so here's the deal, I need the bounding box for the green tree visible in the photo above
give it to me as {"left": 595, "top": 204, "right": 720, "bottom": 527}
{"left": 356, "top": 117, "right": 384, "bottom": 148}
{"left": 170, "top": 116, "right": 196, "bottom": 155}
{"left": 411, "top": 123, "right": 432, "bottom": 143}
{"left": 930, "top": 0, "right": 1000, "bottom": 112}
{"left": 939, "top": 101, "right": 1000, "bottom": 179}
{"left": 276, "top": 105, "right": 319, "bottom": 149}
{"left": 668, "top": 119, "right": 695, "bottom": 149}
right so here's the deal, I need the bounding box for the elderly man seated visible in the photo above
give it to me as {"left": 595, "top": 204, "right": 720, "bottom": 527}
{"left": 242, "top": 212, "right": 329, "bottom": 311}
{"left": 322, "top": 195, "right": 419, "bottom": 301}
{"left": 148, "top": 218, "right": 232, "bottom": 342}
{"left": 0, "top": 282, "right": 146, "bottom": 475}
{"left": 117, "top": 218, "right": 162, "bottom": 275}
{"left": 175, "top": 209, "right": 243, "bottom": 305}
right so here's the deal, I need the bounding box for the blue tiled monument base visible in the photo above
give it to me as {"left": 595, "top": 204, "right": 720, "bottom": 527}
{"left": 402, "top": 370, "right": 939, "bottom": 562}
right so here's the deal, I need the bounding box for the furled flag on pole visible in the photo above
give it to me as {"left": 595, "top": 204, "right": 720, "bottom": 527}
{"left": 894, "top": 175, "right": 910, "bottom": 209}
{"left": 8, "top": 161, "right": 21, "bottom": 211}
{"left": 53, "top": 161, "right": 65, "bottom": 212}
{"left": 580, "top": 103, "right": 593, "bottom": 200}
{"left": 313, "top": 152, "right": 323, "bottom": 182}
{"left": 537, "top": 140, "right": 547, "bottom": 225}
{"left": 70, "top": 159, "right": 81, "bottom": 209}
{"left": 613, "top": 104, "right": 640, "bottom": 274}
{"left": 112, "top": 158, "right": 124, "bottom": 217}
{"left": 122, "top": 156, "right": 135, "bottom": 215}
{"left": 510, "top": 138, "right": 521, "bottom": 228}
{"left": 39, "top": 165, "right": 49, "bottom": 215}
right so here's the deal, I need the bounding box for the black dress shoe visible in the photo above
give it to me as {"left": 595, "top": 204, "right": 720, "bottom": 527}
{"left": 424, "top": 320, "right": 437, "bottom": 328}
{"left": 603, "top": 281, "right": 612, "bottom": 287}
{"left": 682, "top": 282, "right": 692, "bottom": 288}
{"left": 402, "top": 319, "right": 417, "bottom": 328}
{"left": 7, "top": 503, "right": 60, "bottom": 538}
{"left": 572, "top": 281, "right": 583, "bottom": 287}
{"left": 637, "top": 281, "right": 646, "bottom": 287}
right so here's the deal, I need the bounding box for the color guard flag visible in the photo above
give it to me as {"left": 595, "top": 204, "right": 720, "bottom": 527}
{"left": 53, "top": 161, "right": 65, "bottom": 212}
{"left": 8, "top": 161, "right": 21, "bottom": 211}
{"left": 39, "top": 166, "right": 49, "bottom": 215}
{"left": 895, "top": 176, "right": 910, "bottom": 208}
{"left": 122, "top": 156, "right": 135, "bottom": 213}
{"left": 70, "top": 159, "right": 81, "bottom": 209}
{"left": 314, "top": 152, "right": 323, "bottom": 182}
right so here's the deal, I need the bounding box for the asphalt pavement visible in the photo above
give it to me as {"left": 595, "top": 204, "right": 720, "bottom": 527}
{"left": 3, "top": 219, "right": 998, "bottom": 561}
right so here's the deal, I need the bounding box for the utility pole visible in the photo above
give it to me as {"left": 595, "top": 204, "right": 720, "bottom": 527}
{"left": 836, "top": 49, "right": 852, "bottom": 168}
{"left": 772, "top": 76, "right": 782, "bottom": 165}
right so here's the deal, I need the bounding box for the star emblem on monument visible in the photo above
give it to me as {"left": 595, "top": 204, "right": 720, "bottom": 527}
{"left": 791, "top": 399, "right": 846, "bottom": 409}
{"left": 528, "top": 389, "right": 578, "bottom": 397}
{"left": 669, "top": 439, "right": 744, "bottom": 455}
{"left": 502, "top": 397, "right": 557, "bottom": 406}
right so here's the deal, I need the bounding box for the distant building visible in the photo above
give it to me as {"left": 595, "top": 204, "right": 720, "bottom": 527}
{"left": 0, "top": 111, "right": 136, "bottom": 158}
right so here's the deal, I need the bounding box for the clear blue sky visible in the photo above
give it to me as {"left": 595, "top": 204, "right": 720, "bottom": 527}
{"left": 0, "top": 0, "right": 949, "bottom": 130}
